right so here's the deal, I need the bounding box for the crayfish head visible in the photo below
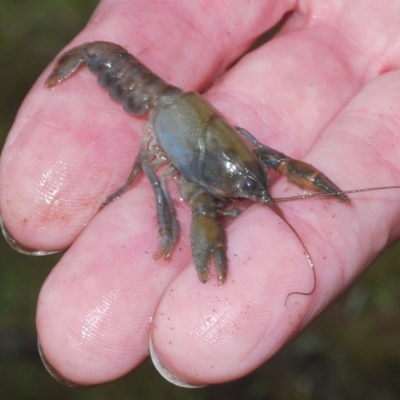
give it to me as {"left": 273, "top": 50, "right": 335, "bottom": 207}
{"left": 241, "top": 181, "right": 284, "bottom": 219}
{"left": 219, "top": 160, "right": 285, "bottom": 219}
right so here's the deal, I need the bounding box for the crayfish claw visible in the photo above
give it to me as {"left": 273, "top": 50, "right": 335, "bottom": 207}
{"left": 193, "top": 245, "right": 227, "bottom": 284}
{"left": 214, "top": 247, "right": 227, "bottom": 285}
{"left": 236, "top": 126, "right": 350, "bottom": 204}
{"left": 194, "top": 258, "right": 209, "bottom": 284}
{"left": 190, "top": 213, "right": 227, "bottom": 284}
{"left": 280, "top": 159, "right": 350, "bottom": 203}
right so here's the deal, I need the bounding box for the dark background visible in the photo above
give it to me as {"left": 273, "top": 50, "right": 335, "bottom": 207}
{"left": 1, "top": 1, "right": 400, "bottom": 399}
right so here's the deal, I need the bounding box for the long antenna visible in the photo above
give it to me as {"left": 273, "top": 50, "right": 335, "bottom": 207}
{"left": 275, "top": 213, "right": 317, "bottom": 306}
{"left": 274, "top": 186, "right": 400, "bottom": 203}
{"left": 274, "top": 184, "right": 400, "bottom": 304}
{"left": 263, "top": 197, "right": 316, "bottom": 305}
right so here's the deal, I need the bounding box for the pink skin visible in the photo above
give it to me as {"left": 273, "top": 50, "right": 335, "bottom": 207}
{"left": 2, "top": 0, "right": 400, "bottom": 386}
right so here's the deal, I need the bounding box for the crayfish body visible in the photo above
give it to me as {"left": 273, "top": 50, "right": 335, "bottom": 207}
{"left": 47, "top": 41, "right": 349, "bottom": 284}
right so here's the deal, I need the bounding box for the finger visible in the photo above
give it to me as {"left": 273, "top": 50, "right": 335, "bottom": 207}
{"left": 0, "top": 0, "right": 292, "bottom": 251}
{"left": 36, "top": 184, "right": 192, "bottom": 385}
{"left": 150, "top": 4, "right": 400, "bottom": 385}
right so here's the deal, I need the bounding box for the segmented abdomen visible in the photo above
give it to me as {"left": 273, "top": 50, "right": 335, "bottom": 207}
{"left": 46, "top": 41, "right": 182, "bottom": 115}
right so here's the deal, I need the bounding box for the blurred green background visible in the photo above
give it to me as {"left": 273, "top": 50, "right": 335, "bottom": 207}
{"left": 1, "top": 1, "right": 400, "bottom": 399}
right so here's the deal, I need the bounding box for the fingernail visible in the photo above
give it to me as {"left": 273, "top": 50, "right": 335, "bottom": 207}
{"left": 1, "top": 217, "right": 60, "bottom": 256}
{"left": 149, "top": 334, "right": 205, "bottom": 388}
{"left": 38, "top": 339, "right": 82, "bottom": 387}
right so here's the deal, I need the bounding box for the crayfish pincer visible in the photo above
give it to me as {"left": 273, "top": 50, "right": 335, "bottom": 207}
{"left": 46, "top": 41, "right": 349, "bottom": 285}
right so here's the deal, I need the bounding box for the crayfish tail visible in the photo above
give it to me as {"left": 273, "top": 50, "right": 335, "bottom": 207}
{"left": 46, "top": 48, "right": 86, "bottom": 88}
{"left": 46, "top": 41, "right": 182, "bottom": 116}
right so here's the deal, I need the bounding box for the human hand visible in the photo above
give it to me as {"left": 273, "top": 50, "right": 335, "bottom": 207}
{"left": 1, "top": 0, "right": 400, "bottom": 387}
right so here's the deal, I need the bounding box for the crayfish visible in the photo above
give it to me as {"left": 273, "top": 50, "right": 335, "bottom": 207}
{"left": 46, "top": 41, "right": 359, "bottom": 286}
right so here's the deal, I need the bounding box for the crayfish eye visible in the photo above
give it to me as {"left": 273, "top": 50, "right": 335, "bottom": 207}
{"left": 243, "top": 177, "right": 256, "bottom": 191}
